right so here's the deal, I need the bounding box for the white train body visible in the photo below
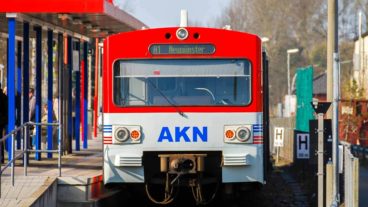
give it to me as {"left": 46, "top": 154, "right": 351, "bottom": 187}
{"left": 103, "top": 112, "right": 264, "bottom": 184}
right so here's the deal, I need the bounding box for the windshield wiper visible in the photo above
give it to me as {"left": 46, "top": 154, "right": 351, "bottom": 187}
{"left": 147, "top": 79, "right": 187, "bottom": 118}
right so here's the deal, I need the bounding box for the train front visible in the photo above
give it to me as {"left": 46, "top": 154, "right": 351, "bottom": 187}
{"left": 102, "top": 27, "right": 264, "bottom": 203}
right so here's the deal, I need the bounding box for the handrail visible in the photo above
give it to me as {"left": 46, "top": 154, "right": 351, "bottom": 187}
{"left": 0, "top": 121, "right": 62, "bottom": 198}
{"left": 0, "top": 122, "right": 59, "bottom": 143}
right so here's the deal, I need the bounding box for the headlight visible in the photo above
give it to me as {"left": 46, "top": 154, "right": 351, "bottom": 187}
{"left": 236, "top": 127, "right": 251, "bottom": 142}
{"left": 176, "top": 28, "right": 188, "bottom": 40}
{"left": 224, "top": 129, "right": 235, "bottom": 140}
{"left": 130, "top": 129, "right": 141, "bottom": 140}
{"left": 115, "top": 127, "right": 130, "bottom": 142}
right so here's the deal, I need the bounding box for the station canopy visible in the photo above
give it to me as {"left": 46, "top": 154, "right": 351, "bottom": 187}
{"left": 0, "top": 0, "right": 147, "bottom": 39}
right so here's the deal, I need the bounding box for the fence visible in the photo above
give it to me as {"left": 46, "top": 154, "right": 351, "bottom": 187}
{"left": 340, "top": 142, "right": 359, "bottom": 207}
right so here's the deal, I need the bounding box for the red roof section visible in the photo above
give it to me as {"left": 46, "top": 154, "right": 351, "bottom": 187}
{"left": 0, "top": 0, "right": 147, "bottom": 37}
{"left": 0, "top": 0, "right": 106, "bottom": 13}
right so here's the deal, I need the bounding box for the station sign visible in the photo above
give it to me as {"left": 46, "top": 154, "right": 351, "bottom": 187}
{"left": 296, "top": 133, "right": 309, "bottom": 159}
{"left": 274, "top": 127, "right": 284, "bottom": 147}
{"left": 149, "top": 44, "right": 215, "bottom": 55}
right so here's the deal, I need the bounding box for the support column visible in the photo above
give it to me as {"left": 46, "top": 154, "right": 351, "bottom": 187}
{"left": 75, "top": 40, "right": 81, "bottom": 151}
{"left": 62, "top": 35, "right": 69, "bottom": 154}
{"left": 16, "top": 41, "right": 22, "bottom": 149}
{"left": 47, "top": 29, "right": 54, "bottom": 158}
{"left": 57, "top": 33, "right": 65, "bottom": 155}
{"left": 6, "top": 14, "right": 16, "bottom": 161}
{"left": 34, "top": 26, "right": 42, "bottom": 161}
{"left": 93, "top": 38, "right": 99, "bottom": 138}
{"left": 83, "top": 41, "right": 88, "bottom": 149}
{"left": 23, "top": 22, "right": 30, "bottom": 163}
{"left": 67, "top": 35, "right": 72, "bottom": 153}
{"left": 57, "top": 33, "right": 63, "bottom": 176}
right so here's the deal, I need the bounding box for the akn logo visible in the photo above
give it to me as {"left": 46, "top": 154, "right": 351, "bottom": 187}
{"left": 157, "top": 126, "right": 208, "bottom": 142}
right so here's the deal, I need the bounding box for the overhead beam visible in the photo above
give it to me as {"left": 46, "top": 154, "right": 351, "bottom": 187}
{"left": 14, "top": 13, "right": 90, "bottom": 41}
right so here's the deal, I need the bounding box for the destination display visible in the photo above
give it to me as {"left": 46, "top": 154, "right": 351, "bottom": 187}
{"left": 149, "top": 44, "right": 215, "bottom": 55}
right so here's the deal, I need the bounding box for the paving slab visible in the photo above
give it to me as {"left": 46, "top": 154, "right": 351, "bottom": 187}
{"left": 0, "top": 138, "right": 102, "bottom": 206}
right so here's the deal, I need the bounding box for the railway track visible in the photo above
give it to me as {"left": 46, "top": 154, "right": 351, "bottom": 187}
{"left": 96, "top": 168, "right": 308, "bottom": 207}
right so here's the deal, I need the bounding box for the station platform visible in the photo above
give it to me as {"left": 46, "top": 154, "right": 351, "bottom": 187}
{"left": 0, "top": 138, "right": 103, "bottom": 207}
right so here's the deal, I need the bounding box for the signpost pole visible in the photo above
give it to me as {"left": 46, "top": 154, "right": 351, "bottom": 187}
{"left": 311, "top": 101, "right": 331, "bottom": 207}
{"left": 317, "top": 113, "right": 324, "bottom": 207}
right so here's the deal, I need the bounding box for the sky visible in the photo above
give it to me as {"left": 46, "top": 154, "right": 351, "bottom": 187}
{"left": 116, "top": 0, "right": 231, "bottom": 28}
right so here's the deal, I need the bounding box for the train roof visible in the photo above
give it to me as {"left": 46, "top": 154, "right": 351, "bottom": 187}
{"left": 106, "top": 27, "right": 260, "bottom": 41}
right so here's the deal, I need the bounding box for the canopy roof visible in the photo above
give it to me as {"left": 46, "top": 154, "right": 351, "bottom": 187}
{"left": 0, "top": 0, "right": 147, "bottom": 38}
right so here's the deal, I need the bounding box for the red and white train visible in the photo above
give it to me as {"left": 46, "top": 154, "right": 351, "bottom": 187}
{"left": 101, "top": 23, "right": 269, "bottom": 204}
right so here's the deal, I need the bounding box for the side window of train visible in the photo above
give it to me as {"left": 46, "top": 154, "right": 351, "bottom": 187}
{"left": 113, "top": 63, "right": 123, "bottom": 105}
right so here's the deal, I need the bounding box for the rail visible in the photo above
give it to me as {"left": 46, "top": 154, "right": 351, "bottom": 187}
{"left": 0, "top": 121, "right": 61, "bottom": 198}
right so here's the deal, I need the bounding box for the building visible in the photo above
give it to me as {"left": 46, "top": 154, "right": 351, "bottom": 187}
{"left": 353, "top": 33, "right": 368, "bottom": 97}
{"left": 312, "top": 72, "right": 327, "bottom": 101}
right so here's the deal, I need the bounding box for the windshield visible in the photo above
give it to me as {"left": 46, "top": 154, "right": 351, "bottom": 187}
{"left": 113, "top": 59, "right": 251, "bottom": 106}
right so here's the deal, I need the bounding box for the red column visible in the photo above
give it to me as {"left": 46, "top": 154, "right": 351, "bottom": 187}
{"left": 93, "top": 38, "right": 99, "bottom": 138}
{"left": 80, "top": 60, "right": 85, "bottom": 141}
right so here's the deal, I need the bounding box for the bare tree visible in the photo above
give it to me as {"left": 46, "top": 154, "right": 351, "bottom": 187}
{"left": 216, "top": 0, "right": 360, "bottom": 106}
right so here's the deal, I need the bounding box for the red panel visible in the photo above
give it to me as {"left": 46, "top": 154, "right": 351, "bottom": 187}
{"left": 0, "top": 0, "right": 104, "bottom": 13}
{"left": 103, "top": 27, "right": 262, "bottom": 113}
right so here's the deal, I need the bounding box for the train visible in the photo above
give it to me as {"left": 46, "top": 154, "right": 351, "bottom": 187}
{"left": 101, "top": 19, "right": 269, "bottom": 204}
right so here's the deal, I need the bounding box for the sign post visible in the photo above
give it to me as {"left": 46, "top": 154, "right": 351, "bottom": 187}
{"left": 311, "top": 102, "right": 331, "bottom": 207}
{"left": 274, "top": 127, "right": 284, "bottom": 164}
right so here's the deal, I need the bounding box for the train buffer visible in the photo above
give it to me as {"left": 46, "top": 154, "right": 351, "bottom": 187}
{"left": 0, "top": 138, "right": 110, "bottom": 207}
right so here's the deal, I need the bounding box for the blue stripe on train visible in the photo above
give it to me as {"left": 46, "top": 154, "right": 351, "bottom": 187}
{"left": 253, "top": 125, "right": 263, "bottom": 133}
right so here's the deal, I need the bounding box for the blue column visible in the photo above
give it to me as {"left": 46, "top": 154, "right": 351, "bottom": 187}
{"left": 67, "top": 36, "right": 73, "bottom": 153}
{"left": 34, "top": 26, "right": 42, "bottom": 161}
{"left": 83, "top": 42, "right": 88, "bottom": 149}
{"left": 23, "top": 22, "right": 30, "bottom": 163}
{"left": 75, "top": 41, "right": 81, "bottom": 151}
{"left": 47, "top": 29, "right": 54, "bottom": 158}
{"left": 16, "top": 41, "right": 22, "bottom": 149}
{"left": 7, "top": 17, "right": 16, "bottom": 161}
{"left": 23, "top": 22, "right": 29, "bottom": 127}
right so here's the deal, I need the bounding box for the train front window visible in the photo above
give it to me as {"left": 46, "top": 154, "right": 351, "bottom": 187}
{"left": 113, "top": 59, "right": 251, "bottom": 106}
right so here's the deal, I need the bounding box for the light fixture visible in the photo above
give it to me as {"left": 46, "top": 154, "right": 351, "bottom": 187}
{"left": 236, "top": 127, "right": 251, "bottom": 142}
{"left": 91, "top": 26, "right": 100, "bottom": 33}
{"left": 72, "top": 17, "right": 83, "bottom": 25}
{"left": 130, "top": 130, "right": 141, "bottom": 140}
{"left": 58, "top": 13, "right": 72, "bottom": 21}
{"left": 225, "top": 129, "right": 235, "bottom": 140}
{"left": 84, "top": 22, "right": 92, "bottom": 29}
{"left": 176, "top": 27, "right": 188, "bottom": 40}
{"left": 114, "top": 127, "right": 130, "bottom": 142}
{"left": 287, "top": 48, "right": 299, "bottom": 54}
{"left": 100, "top": 29, "right": 109, "bottom": 35}
{"left": 261, "top": 37, "right": 270, "bottom": 43}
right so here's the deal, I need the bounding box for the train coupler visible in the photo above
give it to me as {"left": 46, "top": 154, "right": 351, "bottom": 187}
{"left": 159, "top": 154, "right": 207, "bottom": 174}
